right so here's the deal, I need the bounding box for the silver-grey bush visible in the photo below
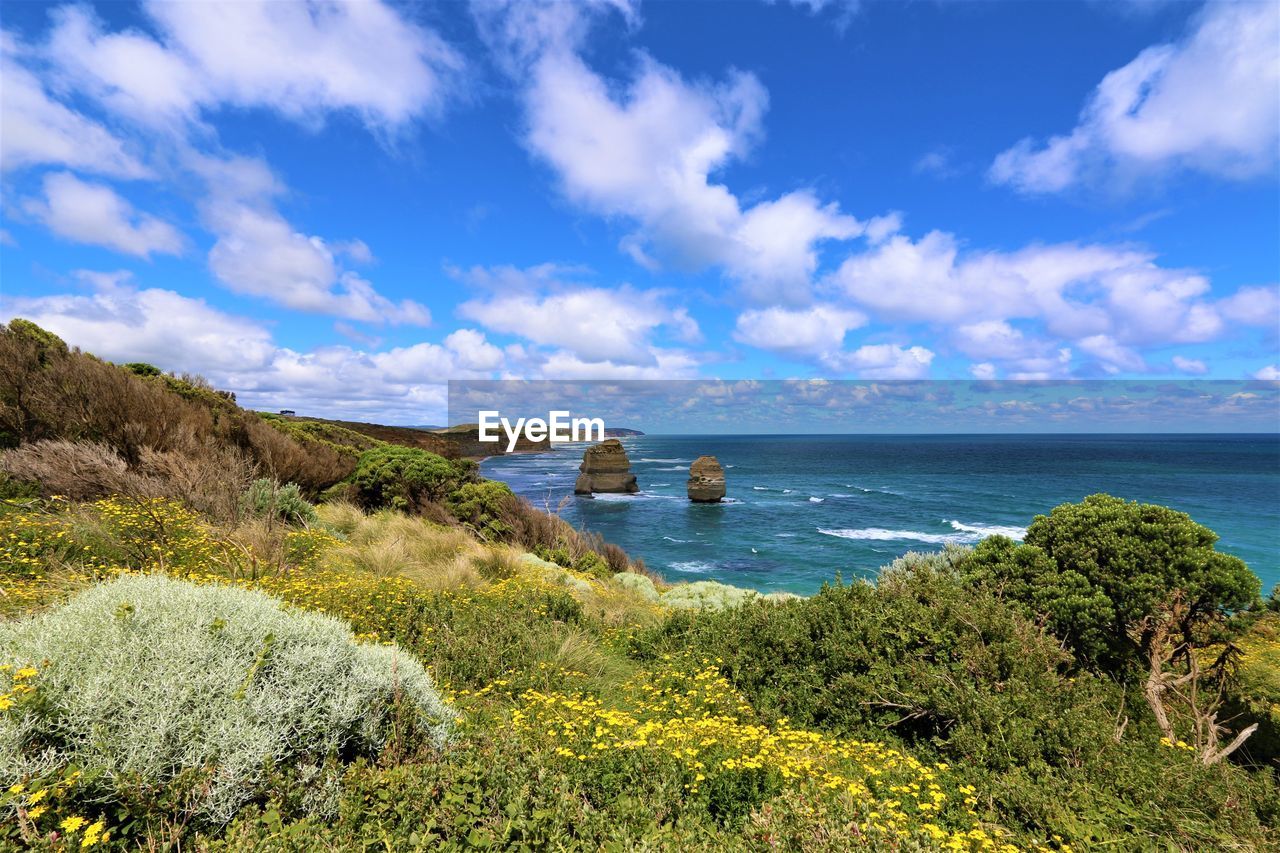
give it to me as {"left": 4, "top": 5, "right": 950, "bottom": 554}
{"left": 0, "top": 574, "right": 451, "bottom": 824}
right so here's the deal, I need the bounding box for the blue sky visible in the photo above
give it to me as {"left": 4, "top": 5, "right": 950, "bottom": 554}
{"left": 1, "top": 0, "right": 1277, "bottom": 423}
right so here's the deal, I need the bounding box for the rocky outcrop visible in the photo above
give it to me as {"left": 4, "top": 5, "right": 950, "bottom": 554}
{"left": 574, "top": 439, "right": 639, "bottom": 494}
{"left": 687, "top": 455, "right": 726, "bottom": 502}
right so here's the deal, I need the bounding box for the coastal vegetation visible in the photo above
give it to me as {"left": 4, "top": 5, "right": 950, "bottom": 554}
{"left": 0, "top": 320, "right": 1277, "bottom": 851}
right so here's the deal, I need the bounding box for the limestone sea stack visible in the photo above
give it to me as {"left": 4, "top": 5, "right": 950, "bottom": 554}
{"left": 574, "top": 439, "right": 639, "bottom": 495}
{"left": 687, "top": 455, "right": 726, "bottom": 502}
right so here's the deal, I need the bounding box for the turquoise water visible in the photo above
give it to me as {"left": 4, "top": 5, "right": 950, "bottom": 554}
{"left": 481, "top": 434, "right": 1280, "bottom": 596}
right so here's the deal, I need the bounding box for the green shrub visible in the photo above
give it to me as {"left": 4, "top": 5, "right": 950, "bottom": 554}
{"left": 963, "top": 494, "right": 1262, "bottom": 671}
{"left": 635, "top": 566, "right": 1112, "bottom": 771}
{"left": 571, "top": 550, "right": 610, "bottom": 580}
{"left": 445, "top": 481, "right": 513, "bottom": 541}
{"left": 0, "top": 575, "right": 451, "bottom": 825}
{"left": 123, "top": 362, "right": 162, "bottom": 377}
{"left": 350, "top": 446, "right": 471, "bottom": 512}
{"left": 240, "top": 478, "right": 319, "bottom": 526}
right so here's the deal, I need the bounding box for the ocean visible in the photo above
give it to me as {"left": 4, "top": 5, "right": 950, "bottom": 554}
{"left": 480, "top": 434, "right": 1280, "bottom": 596}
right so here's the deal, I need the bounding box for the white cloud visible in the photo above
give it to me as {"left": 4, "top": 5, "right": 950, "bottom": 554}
{"left": 460, "top": 278, "right": 697, "bottom": 365}
{"left": 1075, "top": 334, "right": 1146, "bottom": 374}
{"left": 1217, "top": 285, "right": 1280, "bottom": 328}
{"left": 952, "top": 320, "right": 1035, "bottom": 361}
{"left": 500, "top": 9, "right": 865, "bottom": 302}
{"left": 1172, "top": 355, "right": 1207, "bottom": 375}
{"left": 23, "top": 172, "right": 184, "bottom": 258}
{"left": 991, "top": 2, "right": 1280, "bottom": 193}
{"left": 828, "top": 230, "right": 1228, "bottom": 348}
{"left": 821, "top": 344, "right": 935, "bottom": 379}
{"left": 733, "top": 305, "right": 866, "bottom": 355}
{"left": 534, "top": 348, "right": 701, "bottom": 380}
{"left": 4, "top": 272, "right": 274, "bottom": 373}
{"left": 0, "top": 32, "right": 149, "bottom": 177}
{"left": 1253, "top": 365, "right": 1280, "bottom": 381}
{"left": 970, "top": 362, "right": 997, "bottom": 380}
{"left": 44, "top": 1, "right": 464, "bottom": 130}
{"left": 204, "top": 198, "right": 429, "bottom": 324}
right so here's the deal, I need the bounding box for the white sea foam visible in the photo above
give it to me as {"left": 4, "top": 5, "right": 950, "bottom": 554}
{"left": 845, "top": 484, "right": 903, "bottom": 496}
{"left": 662, "top": 535, "right": 691, "bottom": 543}
{"left": 947, "top": 520, "right": 1027, "bottom": 539}
{"left": 670, "top": 560, "right": 715, "bottom": 574}
{"left": 808, "top": 496, "right": 824, "bottom": 503}
{"left": 654, "top": 466, "right": 686, "bottom": 471}
{"left": 591, "top": 492, "right": 681, "bottom": 502}
{"left": 640, "top": 458, "right": 690, "bottom": 464}
{"left": 753, "top": 486, "right": 769, "bottom": 491}
{"left": 818, "top": 527, "right": 958, "bottom": 544}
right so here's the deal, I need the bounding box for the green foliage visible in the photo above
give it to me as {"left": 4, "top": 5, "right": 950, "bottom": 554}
{"left": 631, "top": 559, "right": 1280, "bottom": 848}
{"left": 5, "top": 318, "right": 68, "bottom": 363}
{"left": 571, "top": 549, "right": 610, "bottom": 580}
{"left": 0, "top": 574, "right": 451, "bottom": 827}
{"left": 964, "top": 494, "right": 1261, "bottom": 670}
{"left": 534, "top": 543, "right": 573, "bottom": 567}
{"left": 350, "top": 446, "right": 472, "bottom": 512}
{"left": 1220, "top": 611, "right": 1280, "bottom": 764}
{"left": 259, "top": 413, "right": 383, "bottom": 459}
{"left": 122, "top": 362, "right": 161, "bottom": 377}
{"left": 0, "top": 472, "right": 39, "bottom": 502}
{"left": 240, "top": 478, "right": 319, "bottom": 526}
{"left": 634, "top": 565, "right": 1110, "bottom": 772}
{"left": 445, "top": 480, "right": 512, "bottom": 541}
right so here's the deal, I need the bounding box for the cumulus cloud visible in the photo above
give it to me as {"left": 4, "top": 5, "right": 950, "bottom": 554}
{"left": 0, "top": 32, "right": 149, "bottom": 177}
{"left": 457, "top": 265, "right": 700, "bottom": 366}
{"left": 732, "top": 305, "right": 866, "bottom": 355}
{"left": 1253, "top": 365, "right": 1280, "bottom": 381}
{"left": 204, "top": 196, "right": 430, "bottom": 324}
{"left": 821, "top": 344, "right": 935, "bottom": 379}
{"left": 828, "top": 230, "right": 1230, "bottom": 348}
{"left": 990, "top": 2, "right": 1280, "bottom": 193}
{"left": 44, "top": 0, "right": 464, "bottom": 131}
{"left": 5, "top": 3, "right": 450, "bottom": 326}
{"left": 534, "top": 348, "right": 702, "bottom": 380}
{"left": 3, "top": 271, "right": 275, "bottom": 373}
{"left": 1075, "top": 334, "right": 1146, "bottom": 374}
{"left": 1217, "top": 285, "right": 1280, "bottom": 329}
{"left": 483, "top": 2, "right": 865, "bottom": 302}
{"left": 23, "top": 172, "right": 185, "bottom": 258}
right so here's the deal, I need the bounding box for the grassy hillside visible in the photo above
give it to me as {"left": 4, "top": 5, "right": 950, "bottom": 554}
{"left": 1, "top": 319, "right": 1277, "bottom": 851}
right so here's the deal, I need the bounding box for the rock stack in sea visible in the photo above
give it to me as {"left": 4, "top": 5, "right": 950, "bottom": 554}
{"left": 687, "top": 455, "right": 726, "bottom": 502}
{"left": 574, "top": 439, "right": 639, "bottom": 495}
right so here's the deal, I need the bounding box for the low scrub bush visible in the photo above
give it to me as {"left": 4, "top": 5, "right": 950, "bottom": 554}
{"left": 0, "top": 575, "right": 452, "bottom": 829}
{"left": 240, "top": 478, "right": 318, "bottom": 527}
{"left": 349, "top": 446, "right": 474, "bottom": 512}
{"left": 445, "top": 480, "right": 513, "bottom": 541}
